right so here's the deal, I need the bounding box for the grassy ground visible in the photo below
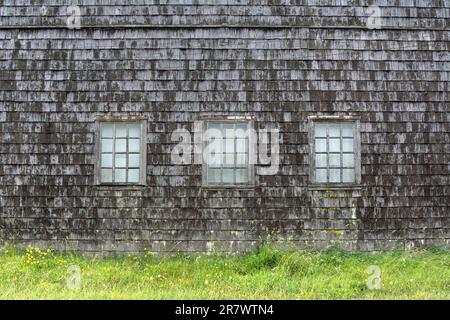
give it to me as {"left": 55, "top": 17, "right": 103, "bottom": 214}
{"left": 0, "top": 244, "right": 448, "bottom": 299}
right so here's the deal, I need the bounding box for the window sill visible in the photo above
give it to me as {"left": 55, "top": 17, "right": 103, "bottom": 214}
{"left": 201, "top": 185, "right": 255, "bottom": 190}
{"left": 308, "top": 184, "right": 362, "bottom": 191}
{"left": 95, "top": 184, "right": 146, "bottom": 191}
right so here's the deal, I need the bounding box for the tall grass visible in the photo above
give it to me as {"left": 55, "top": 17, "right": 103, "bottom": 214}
{"left": 0, "top": 244, "right": 448, "bottom": 299}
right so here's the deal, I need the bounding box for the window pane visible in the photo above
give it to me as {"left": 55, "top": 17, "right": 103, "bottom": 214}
{"left": 115, "top": 154, "right": 126, "bottom": 168}
{"left": 128, "top": 169, "right": 140, "bottom": 183}
{"left": 342, "top": 123, "right": 354, "bottom": 137}
{"left": 343, "top": 139, "right": 354, "bottom": 152}
{"left": 207, "top": 152, "right": 222, "bottom": 167}
{"left": 316, "top": 169, "right": 327, "bottom": 183}
{"left": 312, "top": 121, "right": 358, "bottom": 185}
{"left": 101, "top": 153, "right": 112, "bottom": 168}
{"left": 128, "top": 124, "right": 141, "bottom": 138}
{"left": 329, "top": 169, "right": 341, "bottom": 183}
{"left": 101, "top": 124, "right": 114, "bottom": 138}
{"left": 128, "top": 154, "right": 140, "bottom": 167}
{"left": 315, "top": 139, "right": 327, "bottom": 152}
{"left": 329, "top": 139, "right": 340, "bottom": 152}
{"left": 207, "top": 122, "right": 222, "bottom": 132}
{"left": 235, "top": 124, "right": 248, "bottom": 138}
{"left": 101, "top": 139, "right": 113, "bottom": 152}
{"left": 236, "top": 139, "right": 246, "bottom": 153}
{"left": 235, "top": 169, "right": 248, "bottom": 183}
{"left": 116, "top": 124, "right": 127, "bottom": 137}
{"left": 223, "top": 123, "right": 234, "bottom": 138}
{"left": 207, "top": 168, "right": 221, "bottom": 184}
{"left": 204, "top": 121, "right": 252, "bottom": 185}
{"left": 128, "top": 139, "right": 140, "bottom": 152}
{"left": 224, "top": 153, "right": 235, "bottom": 167}
{"left": 115, "top": 169, "right": 126, "bottom": 182}
{"left": 315, "top": 154, "right": 327, "bottom": 167}
{"left": 315, "top": 123, "right": 327, "bottom": 138}
{"left": 235, "top": 123, "right": 248, "bottom": 131}
{"left": 206, "top": 136, "right": 223, "bottom": 155}
{"left": 224, "top": 138, "right": 234, "bottom": 153}
{"left": 101, "top": 169, "right": 112, "bottom": 183}
{"left": 329, "top": 124, "right": 340, "bottom": 137}
{"left": 236, "top": 153, "right": 247, "bottom": 167}
{"left": 343, "top": 154, "right": 354, "bottom": 167}
{"left": 115, "top": 139, "right": 127, "bottom": 152}
{"left": 329, "top": 153, "right": 341, "bottom": 167}
{"left": 98, "top": 121, "right": 145, "bottom": 185}
{"left": 343, "top": 169, "right": 355, "bottom": 183}
{"left": 222, "top": 169, "right": 234, "bottom": 184}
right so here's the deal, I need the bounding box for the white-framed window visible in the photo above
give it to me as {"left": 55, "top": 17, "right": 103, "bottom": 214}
{"left": 95, "top": 118, "right": 147, "bottom": 185}
{"left": 309, "top": 116, "right": 361, "bottom": 185}
{"left": 202, "top": 118, "right": 255, "bottom": 187}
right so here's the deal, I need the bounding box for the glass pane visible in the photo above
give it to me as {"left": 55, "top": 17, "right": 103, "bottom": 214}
{"left": 224, "top": 153, "right": 235, "bottom": 166}
{"left": 316, "top": 169, "right": 327, "bottom": 183}
{"left": 128, "top": 154, "right": 140, "bottom": 167}
{"left": 329, "top": 138, "right": 341, "bottom": 152}
{"left": 116, "top": 124, "right": 127, "bottom": 137}
{"left": 343, "top": 169, "right": 355, "bottom": 183}
{"left": 128, "top": 169, "right": 140, "bottom": 183}
{"left": 206, "top": 134, "right": 223, "bottom": 149}
{"left": 223, "top": 123, "right": 234, "bottom": 138}
{"left": 236, "top": 139, "right": 246, "bottom": 153}
{"left": 101, "top": 139, "right": 113, "bottom": 152}
{"left": 329, "top": 153, "right": 341, "bottom": 167}
{"left": 235, "top": 123, "right": 248, "bottom": 131}
{"left": 315, "top": 123, "right": 327, "bottom": 138}
{"left": 315, "top": 139, "right": 326, "bottom": 152}
{"left": 207, "top": 123, "right": 222, "bottom": 141}
{"left": 207, "top": 122, "right": 221, "bottom": 130}
{"left": 101, "top": 153, "right": 112, "bottom": 168}
{"left": 315, "top": 154, "right": 327, "bottom": 167}
{"left": 128, "top": 139, "right": 140, "bottom": 153}
{"left": 101, "top": 169, "right": 112, "bottom": 183}
{"left": 128, "top": 124, "right": 140, "bottom": 138}
{"left": 101, "top": 123, "right": 114, "bottom": 138}
{"left": 343, "top": 139, "right": 354, "bottom": 152}
{"left": 115, "top": 154, "right": 126, "bottom": 168}
{"left": 207, "top": 152, "right": 222, "bottom": 167}
{"left": 235, "top": 124, "right": 248, "bottom": 138}
{"left": 115, "top": 169, "right": 126, "bottom": 182}
{"left": 343, "top": 154, "right": 354, "bottom": 167}
{"left": 329, "top": 124, "right": 340, "bottom": 137}
{"left": 207, "top": 168, "right": 221, "bottom": 184}
{"left": 206, "top": 137, "right": 223, "bottom": 154}
{"left": 224, "top": 138, "right": 234, "bottom": 153}
{"left": 329, "top": 169, "right": 341, "bottom": 183}
{"left": 236, "top": 153, "right": 247, "bottom": 167}
{"left": 222, "top": 169, "right": 234, "bottom": 184}
{"left": 115, "top": 139, "right": 127, "bottom": 152}
{"left": 235, "top": 169, "right": 248, "bottom": 183}
{"left": 342, "top": 123, "right": 354, "bottom": 137}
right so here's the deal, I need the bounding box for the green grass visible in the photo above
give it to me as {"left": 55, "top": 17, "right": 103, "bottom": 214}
{"left": 0, "top": 244, "right": 449, "bottom": 299}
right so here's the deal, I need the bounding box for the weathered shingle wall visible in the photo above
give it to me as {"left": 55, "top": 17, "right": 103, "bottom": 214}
{"left": 0, "top": 1, "right": 449, "bottom": 253}
{"left": 0, "top": 0, "right": 449, "bottom": 28}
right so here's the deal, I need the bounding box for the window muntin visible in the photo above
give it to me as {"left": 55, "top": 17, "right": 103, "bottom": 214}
{"left": 204, "top": 120, "right": 252, "bottom": 186}
{"left": 312, "top": 121, "right": 358, "bottom": 184}
{"left": 99, "top": 121, "right": 144, "bottom": 184}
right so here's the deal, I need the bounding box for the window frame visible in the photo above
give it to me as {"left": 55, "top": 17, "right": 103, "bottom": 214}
{"left": 94, "top": 116, "right": 147, "bottom": 186}
{"left": 308, "top": 115, "right": 361, "bottom": 187}
{"left": 201, "top": 116, "right": 255, "bottom": 188}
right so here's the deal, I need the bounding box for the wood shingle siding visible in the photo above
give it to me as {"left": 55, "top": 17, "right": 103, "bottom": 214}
{"left": 0, "top": 1, "right": 449, "bottom": 253}
{"left": 0, "top": 0, "right": 449, "bottom": 29}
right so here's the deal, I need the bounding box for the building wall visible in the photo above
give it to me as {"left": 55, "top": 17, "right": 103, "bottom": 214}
{"left": 0, "top": 1, "right": 449, "bottom": 253}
